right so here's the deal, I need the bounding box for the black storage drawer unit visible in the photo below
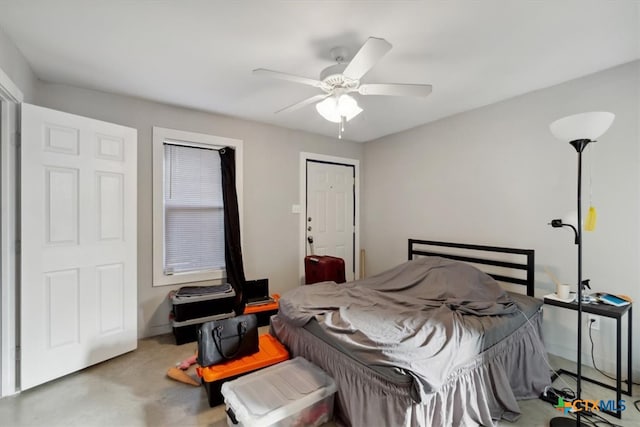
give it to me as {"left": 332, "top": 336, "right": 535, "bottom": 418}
{"left": 171, "top": 284, "right": 236, "bottom": 322}
{"left": 171, "top": 311, "right": 235, "bottom": 345}
{"left": 254, "top": 308, "right": 278, "bottom": 327}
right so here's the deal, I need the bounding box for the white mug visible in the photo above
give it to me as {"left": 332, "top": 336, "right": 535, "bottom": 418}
{"left": 557, "top": 283, "right": 571, "bottom": 299}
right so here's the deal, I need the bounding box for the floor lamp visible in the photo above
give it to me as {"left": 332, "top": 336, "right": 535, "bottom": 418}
{"left": 548, "top": 111, "right": 615, "bottom": 427}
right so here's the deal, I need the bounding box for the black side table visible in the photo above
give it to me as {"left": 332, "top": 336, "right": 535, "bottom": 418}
{"left": 543, "top": 297, "right": 633, "bottom": 418}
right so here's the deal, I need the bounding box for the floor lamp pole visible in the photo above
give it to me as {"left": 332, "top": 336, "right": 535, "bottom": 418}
{"left": 549, "top": 111, "right": 614, "bottom": 427}
{"left": 573, "top": 139, "right": 589, "bottom": 426}
{"left": 549, "top": 139, "right": 590, "bottom": 427}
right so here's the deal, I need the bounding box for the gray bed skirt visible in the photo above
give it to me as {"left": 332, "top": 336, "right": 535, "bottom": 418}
{"left": 271, "top": 309, "right": 550, "bottom": 427}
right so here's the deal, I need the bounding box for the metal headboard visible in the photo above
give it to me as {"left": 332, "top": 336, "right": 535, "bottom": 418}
{"left": 408, "top": 239, "right": 535, "bottom": 297}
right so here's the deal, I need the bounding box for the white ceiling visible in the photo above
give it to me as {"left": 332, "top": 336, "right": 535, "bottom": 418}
{"left": 0, "top": 1, "right": 638, "bottom": 142}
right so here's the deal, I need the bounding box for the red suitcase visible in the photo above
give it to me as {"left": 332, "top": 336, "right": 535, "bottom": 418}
{"left": 304, "top": 255, "right": 346, "bottom": 284}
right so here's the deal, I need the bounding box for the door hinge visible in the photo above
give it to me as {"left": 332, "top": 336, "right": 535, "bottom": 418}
{"left": 15, "top": 346, "right": 20, "bottom": 361}
{"left": 15, "top": 239, "right": 21, "bottom": 253}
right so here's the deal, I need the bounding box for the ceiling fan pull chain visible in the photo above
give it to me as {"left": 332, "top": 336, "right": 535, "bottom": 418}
{"left": 339, "top": 116, "right": 346, "bottom": 139}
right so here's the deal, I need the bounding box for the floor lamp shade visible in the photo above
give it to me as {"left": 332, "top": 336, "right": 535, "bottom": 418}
{"left": 550, "top": 112, "right": 615, "bottom": 142}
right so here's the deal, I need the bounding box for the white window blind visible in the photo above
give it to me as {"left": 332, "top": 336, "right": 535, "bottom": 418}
{"left": 163, "top": 143, "right": 225, "bottom": 274}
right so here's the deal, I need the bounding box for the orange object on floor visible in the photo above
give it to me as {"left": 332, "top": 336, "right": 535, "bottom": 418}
{"left": 166, "top": 367, "right": 200, "bottom": 387}
{"left": 196, "top": 333, "right": 290, "bottom": 407}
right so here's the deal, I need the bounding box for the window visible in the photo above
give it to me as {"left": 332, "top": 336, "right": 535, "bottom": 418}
{"left": 163, "top": 144, "right": 224, "bottom": 274}
{"left": 152, "top": 127, "right": 242, "bottom": 287}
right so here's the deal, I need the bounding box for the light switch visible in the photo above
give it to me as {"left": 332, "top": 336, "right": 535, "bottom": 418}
{"left": 291, "top": 204, "right": 301, "bottom": 214}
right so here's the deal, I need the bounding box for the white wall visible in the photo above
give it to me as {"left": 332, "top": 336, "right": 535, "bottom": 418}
{"left": 35, "top": 82, "right": 364, "bottom": 338}
{"left": 0, "top": 26, "right": 36, "bottom": 102}
{"left": 363, "top": 61, "right": 640, "bottom": 376}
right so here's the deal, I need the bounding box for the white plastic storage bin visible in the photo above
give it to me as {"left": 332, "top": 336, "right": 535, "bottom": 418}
{"left": 221, "top": 357, "right": 337, "bottom": 427}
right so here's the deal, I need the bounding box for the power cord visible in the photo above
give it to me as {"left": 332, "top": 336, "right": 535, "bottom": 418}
{"left": 540, "top": 384, "right": 575, "bottom": 403}
{"left": 588, "top": 319, "right": 639, "bottom": 385}
{"left": 588, "top": 319, "right": 640, "bottom": 414}
{"left": 540, "top": 385, "right": 624, "bottom": 427}
{"left": 516, "top": 309, "right": 640, "bottom": 418}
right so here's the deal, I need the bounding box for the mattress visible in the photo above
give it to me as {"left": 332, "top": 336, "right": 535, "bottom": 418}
{"left": 271, "top": 308, "right": 550, "bottom": 426}
{"left": 272, "top": 256, "right": 550, "bottom": 425}
{"left": 299, "top": 291, "right": 542, "bottom": 386}
{"left": 278, "top": 257, "right": 545, "bottom": 396}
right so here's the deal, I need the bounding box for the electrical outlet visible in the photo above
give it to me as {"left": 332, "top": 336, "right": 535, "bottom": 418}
{"left": 588, "top": 314, "right": 600, "bottom": 330}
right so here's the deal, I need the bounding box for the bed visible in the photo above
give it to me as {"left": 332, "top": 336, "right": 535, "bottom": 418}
{"left": 270, "top": 239, "right": 551, "bottom": 427}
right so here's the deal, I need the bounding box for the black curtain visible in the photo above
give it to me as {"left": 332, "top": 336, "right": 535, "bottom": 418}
{"left": 219, "top": 147, "right": 246, "bottom": 315}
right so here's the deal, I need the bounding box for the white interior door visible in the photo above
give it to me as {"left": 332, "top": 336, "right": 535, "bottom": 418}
{"left": 1, "top": 99, "right": 20, "bottom": 397}
{"left": 306, "top": 161, "right": 355, "bottom": 281}
{"left": 20, "top": 103, "right": 137, "bottom": 390}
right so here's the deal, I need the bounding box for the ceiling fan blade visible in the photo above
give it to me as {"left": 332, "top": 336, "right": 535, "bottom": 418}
{"left": 253, "top": 68, "right": 324, "bottom": 88}
{"left": 342, "top": 37, "right": 392, "bottom": 80}
{"left": 358, "top": 83, "right": 433, "bottom": 97}
{"left": 275, "top": 93, "right": 330, "bottom": 114}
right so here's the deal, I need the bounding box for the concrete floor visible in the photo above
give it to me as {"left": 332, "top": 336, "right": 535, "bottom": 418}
{"left": 0, "top": 330, "right": 638, "bottom": 427}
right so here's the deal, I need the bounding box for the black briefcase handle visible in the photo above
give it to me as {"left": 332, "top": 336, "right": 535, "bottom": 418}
{"left": 212, "top": 321, "right": 247, "bottom": 360}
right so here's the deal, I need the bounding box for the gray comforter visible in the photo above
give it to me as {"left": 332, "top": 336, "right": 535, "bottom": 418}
{"left": 278, "top": 257, "right": 521, "bottom": 397}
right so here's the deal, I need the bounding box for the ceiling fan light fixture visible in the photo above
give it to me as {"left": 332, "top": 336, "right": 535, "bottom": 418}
{"left": 316, "top": 94, "right": 362, "bottom": 123}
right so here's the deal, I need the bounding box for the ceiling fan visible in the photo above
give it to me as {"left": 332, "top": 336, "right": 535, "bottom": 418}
{"left": 253, "top": 37, "right": 432, "bottom": 138}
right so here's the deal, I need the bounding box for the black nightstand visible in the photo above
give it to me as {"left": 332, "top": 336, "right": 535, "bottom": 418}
{"left": 543, "top": 296, "right": 633, "bottom": 418}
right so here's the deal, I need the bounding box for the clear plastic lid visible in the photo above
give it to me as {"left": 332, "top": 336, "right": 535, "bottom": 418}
{"left": 221, "top": 357, "right": 336, "bottom": 424}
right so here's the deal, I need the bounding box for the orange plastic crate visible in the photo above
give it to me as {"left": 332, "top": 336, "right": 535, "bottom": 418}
{"left": 243, "top": 293, "right": 279, "bottom": 315}
{"left": 197, "top": 333, "right": 289, "bottom": 406}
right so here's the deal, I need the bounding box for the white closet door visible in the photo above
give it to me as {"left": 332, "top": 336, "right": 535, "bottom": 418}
{"left": 20, "top": 103, "right": 137, "bottom": 390}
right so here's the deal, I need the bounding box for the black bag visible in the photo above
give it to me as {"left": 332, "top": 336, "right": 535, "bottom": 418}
{"left": 197, "top": 314, "right": 259, "bottom": 367}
